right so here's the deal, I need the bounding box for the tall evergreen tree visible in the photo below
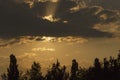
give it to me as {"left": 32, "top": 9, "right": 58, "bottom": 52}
{"left": 94, "top": 58, "right": 102, "bottom": 80}
{"left": 109, "top": 56, "right": 114, "bottom": 68}
{"left": 103, "top": 58, "right": 109, "bottom": 70}
{"left": 7, "top": 54, "right": 19, "bottom": 80}
{"left": 70, "top": 59, "right": 78, "bottom": 80}
{"left": 28, "top": 62, "right": 43, "bottom": 80}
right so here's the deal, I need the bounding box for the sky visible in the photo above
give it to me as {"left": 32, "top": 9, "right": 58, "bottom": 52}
{"left": 0, "top": 0, "right": 120, "bottom": 75}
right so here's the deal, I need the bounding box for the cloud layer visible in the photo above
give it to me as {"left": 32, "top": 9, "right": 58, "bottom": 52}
{"left": 0, "top": 36, "right": 88, "bottom": 48}
{"left": 0, "top": 0, "right": 119, "bottom": 38}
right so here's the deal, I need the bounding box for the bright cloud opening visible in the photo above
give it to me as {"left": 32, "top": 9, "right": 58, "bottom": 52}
{"left": 42, "top": 15, "right": 59, "bottom": 22}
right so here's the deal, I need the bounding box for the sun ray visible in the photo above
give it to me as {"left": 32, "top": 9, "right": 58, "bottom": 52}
{"left": 44, "top": 0, "right": 59, "bottom": 19}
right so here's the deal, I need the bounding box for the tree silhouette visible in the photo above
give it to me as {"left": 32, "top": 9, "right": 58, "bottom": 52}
{"left": 45, "top": 60, "right": 69, "bottom": 80}
{"left": 109, "top": 56, "right": 114, "bottom": 68}
{"left": 1, "top": 51, "right": 120, "bottom": 80}
{"left": 7, "top": 54, "right": 19, "bottom": 80}
{"left": 117, "top": 50, "right": 120, "bottom": 65}
{"left": 70, "top": 59, "right": 78, "bottom": 80}
{"left": 103, "top": 58, "right": 110, "bottom": 80}
{"left": 1, "top": 73, "right": 7, "bottom": 80}
{"left": 76, "top": 67, "right": 87, "bottom": 80}
{"left": 86, "top": 58, "right": 102, "bottom": 80}
{"left": 28, "top": 62, "right": 43, "bottom": 80}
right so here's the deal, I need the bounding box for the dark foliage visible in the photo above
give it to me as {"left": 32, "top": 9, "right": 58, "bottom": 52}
{"left": 70, "top": 59, "right": 78, "bottom": 80}
{"left": 45, "top": 60, "right": 69, "bottom": 80}
{"left": 1, "top": 51, "right": 120, "bottom": 80}
{"left": 86, "top": 51, "right": 120, "bottom": 80}
{"left": 7, "top": 54, "right": 19, "bottom": 80}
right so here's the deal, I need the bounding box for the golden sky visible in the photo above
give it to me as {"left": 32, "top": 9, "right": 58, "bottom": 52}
{"left": 0, "top": 0, "right": 120, "bottom": 76}
{"left": 0, "top": 36, "right": 120, "bottom": 75}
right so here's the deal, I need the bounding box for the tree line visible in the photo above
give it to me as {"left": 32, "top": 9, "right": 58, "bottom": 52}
{"left": 1, "top": 51, "right": 120, "bottom": 80}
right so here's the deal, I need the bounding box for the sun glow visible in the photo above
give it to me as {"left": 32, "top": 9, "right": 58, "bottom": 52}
{"left": 41, "top": 36, "right": 55, "bottom": 42}
{"left": 50, "top": 0, "right": 59, "bottom": 3}
{"left": 42, "top": 15, "right": 59, "bottom": 22}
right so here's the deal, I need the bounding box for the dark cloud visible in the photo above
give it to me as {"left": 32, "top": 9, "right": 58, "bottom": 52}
{"left": 0, "top": 36, "right": 44, "bottom": 48}
{"left": 59, "top": 6, "right": 119, "bottom": 36}
{"left": 90, "top": 0, "right": 120, "bottom": 10}
{"left": 0, "top": 37, "right": 21, "bottom": 47}
{"left": 61, "top": 6, "right": 119, "bottom": 23}
{"left": 0, "top": 0, "right": 119, "bottom": 39}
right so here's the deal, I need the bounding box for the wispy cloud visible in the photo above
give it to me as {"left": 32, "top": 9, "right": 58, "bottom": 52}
{"left": 0, "top": 36, "right": 88, "bottom": 48}
{"left": 32, "top": 47, "right": 55, "bottom": 52}
{"left": 94, "top": 22, "right": 120, "bottom": 37}
{"left": 18, "top": 52, "right": 37, "bottom": 59}
{"left": 0, "top": 36, "right": 33, "bottom": 48}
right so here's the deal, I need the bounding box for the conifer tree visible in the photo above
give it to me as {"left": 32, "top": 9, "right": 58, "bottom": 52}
{"left": 7, "top": 54, "right": 19, "bottom": 80}
{"left": 93, "top": 58, "right": 102, "bottom": 80}
{"left": 29, "top": 62, "right": 43, "bottom": 80}
{"left": 70, "top": 59, "right": 78, "bottom": 80}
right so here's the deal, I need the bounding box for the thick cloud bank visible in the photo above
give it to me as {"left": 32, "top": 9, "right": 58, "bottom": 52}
{"left": 0, "top": 0, "right": 119, "bottom": 38}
